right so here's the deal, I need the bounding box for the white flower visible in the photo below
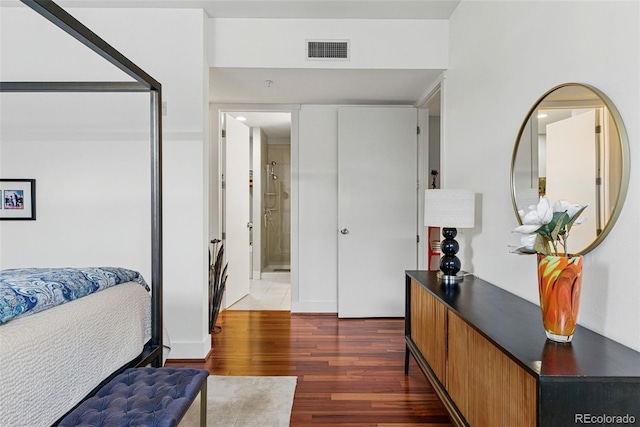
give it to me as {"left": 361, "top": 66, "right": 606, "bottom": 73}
{"left": 553, "top": 199, "right": 587, "bottom": 225}
{"left": 513, "top": 197, "right": 553, "bottom": 234}
{"left": 520, "top": 233, "right": 537, "bottom": 249}
{"left": 510, "top": 196, "right": 587, "bottom": 256}
{"left": 509, "top": 233, "right": 538, "bottom": 254}
{"left": 573, "top": 216, "right": 587, "bottom": 225}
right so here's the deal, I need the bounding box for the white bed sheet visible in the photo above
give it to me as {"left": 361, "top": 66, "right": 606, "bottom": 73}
{"left": 0, "top": 281, "right": 151, "bottom": 427}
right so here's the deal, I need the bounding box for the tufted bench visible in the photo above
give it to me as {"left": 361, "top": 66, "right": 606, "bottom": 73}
{"left": 59, "top": 367, "right": 209, "bottom": 427}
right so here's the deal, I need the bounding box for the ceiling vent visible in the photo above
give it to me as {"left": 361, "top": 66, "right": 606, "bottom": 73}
{"left": 306, "top": 40, "right": 350, "bottom": 61}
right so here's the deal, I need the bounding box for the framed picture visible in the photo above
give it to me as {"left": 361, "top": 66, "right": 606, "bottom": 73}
{"left": 0, "top": 179, "right": 36, "bottom": 220}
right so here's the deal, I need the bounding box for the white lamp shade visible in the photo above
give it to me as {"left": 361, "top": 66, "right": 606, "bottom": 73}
{"left": 424, "top": 189, "right": 475, "bottom": 228}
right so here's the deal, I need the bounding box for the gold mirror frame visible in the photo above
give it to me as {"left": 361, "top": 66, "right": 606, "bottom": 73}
{"left": 510, "top": 83, "right": 630, "bottom": 254}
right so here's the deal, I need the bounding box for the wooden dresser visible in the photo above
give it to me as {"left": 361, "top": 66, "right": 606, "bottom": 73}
{"left": 405, "top": 271, "right": 640, "bottom": 427}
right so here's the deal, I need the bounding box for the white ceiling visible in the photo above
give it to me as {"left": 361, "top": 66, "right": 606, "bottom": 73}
{"left": 216, "top": 67, "right": 444, "bottom": 138}
{"left": 210, "top": 68, "right": 445, "bottom": 105}
{"left": 226, "top": 112, "right": 292, "bottom": 138}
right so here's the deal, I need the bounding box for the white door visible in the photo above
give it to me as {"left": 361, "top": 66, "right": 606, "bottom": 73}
{"left": 223, "top": 114, "right": 251, "bottom": 308}
{"left": 546, "top": 109, "right": 597, "bottom": 252}
{"left": 338, "top": 107, "right": 418, "bottom": 317}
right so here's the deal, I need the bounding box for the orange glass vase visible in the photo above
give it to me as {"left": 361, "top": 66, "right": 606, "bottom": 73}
{"left": 537, "top": 254, "right": 583, "bottom": 343}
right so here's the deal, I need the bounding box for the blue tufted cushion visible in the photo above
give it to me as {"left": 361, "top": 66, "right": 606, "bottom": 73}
{"left": 59, "top": 367, "right": 209, "bottom": 427}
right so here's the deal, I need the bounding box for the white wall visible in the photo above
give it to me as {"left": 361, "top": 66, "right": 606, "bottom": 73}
{"left": 0, "top": 92, "right": 151, "bottom": 272}
{"left": 79, "top": 8, "right": 212, "bottom": 359}
{"left": 268, "top": 137, "right": 290, "bottom": 145}
{"left": 445, "top": 1, "right": 640, "bottom": 351}
{"left": 208, "top": 18, "right": 448, "bottom": 69}
{"left": 0, "top": 5, "right": 127, "bottom": 82}
{"left": 0, "top": 6, "right": 211, "bottom": 358}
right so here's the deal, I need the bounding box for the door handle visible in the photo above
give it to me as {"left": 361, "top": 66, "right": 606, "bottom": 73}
{"left": 340, "top": 228, "right": 349, "bottom": 235}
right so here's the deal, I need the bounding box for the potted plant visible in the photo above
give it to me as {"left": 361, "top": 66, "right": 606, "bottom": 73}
{"left": 512, "top": 197, "right": 587, "bottom": 343}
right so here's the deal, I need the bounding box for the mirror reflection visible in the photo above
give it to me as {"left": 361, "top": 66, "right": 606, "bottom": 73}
{"left": 511, "top": 83, "right": 629, "bottom": 254}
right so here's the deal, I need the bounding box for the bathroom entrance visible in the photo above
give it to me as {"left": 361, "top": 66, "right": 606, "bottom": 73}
{"left": 221, "top": 110, "right": 291, "bottom": 310}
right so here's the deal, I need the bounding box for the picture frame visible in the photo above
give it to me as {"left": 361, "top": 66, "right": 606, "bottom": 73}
{"left": 0, "top": 179, "right": 36, "bottom": 220}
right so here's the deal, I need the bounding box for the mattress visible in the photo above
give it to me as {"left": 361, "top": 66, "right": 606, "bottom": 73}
{"left": 0, "top": 281, "right": 151, "bottom": 427}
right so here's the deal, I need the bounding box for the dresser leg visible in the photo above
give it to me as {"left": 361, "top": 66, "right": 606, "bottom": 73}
{"left": 404, "top": 345, "right": 410, "bottom": 374}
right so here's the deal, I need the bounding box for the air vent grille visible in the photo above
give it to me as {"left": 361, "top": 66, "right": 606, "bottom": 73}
{"left": 306, "top": 40, "right": 350, "bottom": 61}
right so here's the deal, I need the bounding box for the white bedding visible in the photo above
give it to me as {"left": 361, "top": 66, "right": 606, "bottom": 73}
{"left": 0, "top": 281, "right": 151, "bottom": 427}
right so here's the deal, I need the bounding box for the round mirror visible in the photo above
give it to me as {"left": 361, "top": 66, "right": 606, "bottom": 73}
{"left": 511, "top": 83, "right": 629, "bottom": 254}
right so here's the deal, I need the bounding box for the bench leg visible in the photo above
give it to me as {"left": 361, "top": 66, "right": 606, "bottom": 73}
{"left": 200, "top": 381, "right": 207, "bottom": 427}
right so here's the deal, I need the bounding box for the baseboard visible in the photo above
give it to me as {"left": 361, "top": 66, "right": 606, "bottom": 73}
{"left": 291, "top": 300, "right": 337, "bottom": 313}
{"left": 166, "top": 336, "right": 211, "bottom": 359}
{"left": 260, "top": 271, "right": 291, "bottom": 281}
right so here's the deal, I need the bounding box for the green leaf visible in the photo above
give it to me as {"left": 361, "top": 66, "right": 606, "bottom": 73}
{"left": 565, "top": 205, "right": 588, "bottom": 234}
{"left": 534, "top": 234, "right": 551, "bottom": 255}
{"left": 550, "top": 212, "right": 568, "bottom": 241}
{"left": 537, "top": 222, "right": 552, "bottom": 238}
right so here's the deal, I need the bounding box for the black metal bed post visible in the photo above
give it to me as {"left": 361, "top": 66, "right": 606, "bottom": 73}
{"left": 150, "top": 88, "right": 163, "bottom": 367}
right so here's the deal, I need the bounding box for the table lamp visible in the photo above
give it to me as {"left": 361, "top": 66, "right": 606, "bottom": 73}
{"left": 424, "top": 189, "right": 476, "bottom": 285}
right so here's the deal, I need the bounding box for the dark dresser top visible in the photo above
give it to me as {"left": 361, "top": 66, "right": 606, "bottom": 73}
{"left": 406, "top": 270, "right": 640, "bottom": 379}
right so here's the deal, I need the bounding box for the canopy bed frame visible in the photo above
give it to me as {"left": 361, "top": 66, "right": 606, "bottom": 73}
{"left": 1, "top": 0, "right": 164, "bottom": 423}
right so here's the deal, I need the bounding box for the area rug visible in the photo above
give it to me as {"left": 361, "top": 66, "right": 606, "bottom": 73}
{"left": 178, "top": 375, "right": 297, "bottom": 427}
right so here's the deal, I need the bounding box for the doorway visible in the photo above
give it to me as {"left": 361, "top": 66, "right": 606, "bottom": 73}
{"left": 420, "top": 86, "right": 442, "bottom": 271}
{"left": 220, "top": 110, "right": 292, "bottom": 311}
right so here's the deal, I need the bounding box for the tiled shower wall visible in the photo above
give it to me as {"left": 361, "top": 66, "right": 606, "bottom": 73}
{"left": 261, "top": 144, "right": 291, "bottom": 270}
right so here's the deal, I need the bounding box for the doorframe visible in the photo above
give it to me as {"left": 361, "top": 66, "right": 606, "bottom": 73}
{"left": 209, "top": 103, "right": 300, "bottom": 307}
{"left": 415, "top": 74, "right": 445, "bottom": 271}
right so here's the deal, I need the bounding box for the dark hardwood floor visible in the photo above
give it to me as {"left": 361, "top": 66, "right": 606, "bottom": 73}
{"left": 166, "top": 310, "right": 453, "bottom": 426}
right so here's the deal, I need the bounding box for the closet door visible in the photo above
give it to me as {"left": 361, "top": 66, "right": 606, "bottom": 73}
{"left": 337, "top": 107, "right": 417, "bottom": 317}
